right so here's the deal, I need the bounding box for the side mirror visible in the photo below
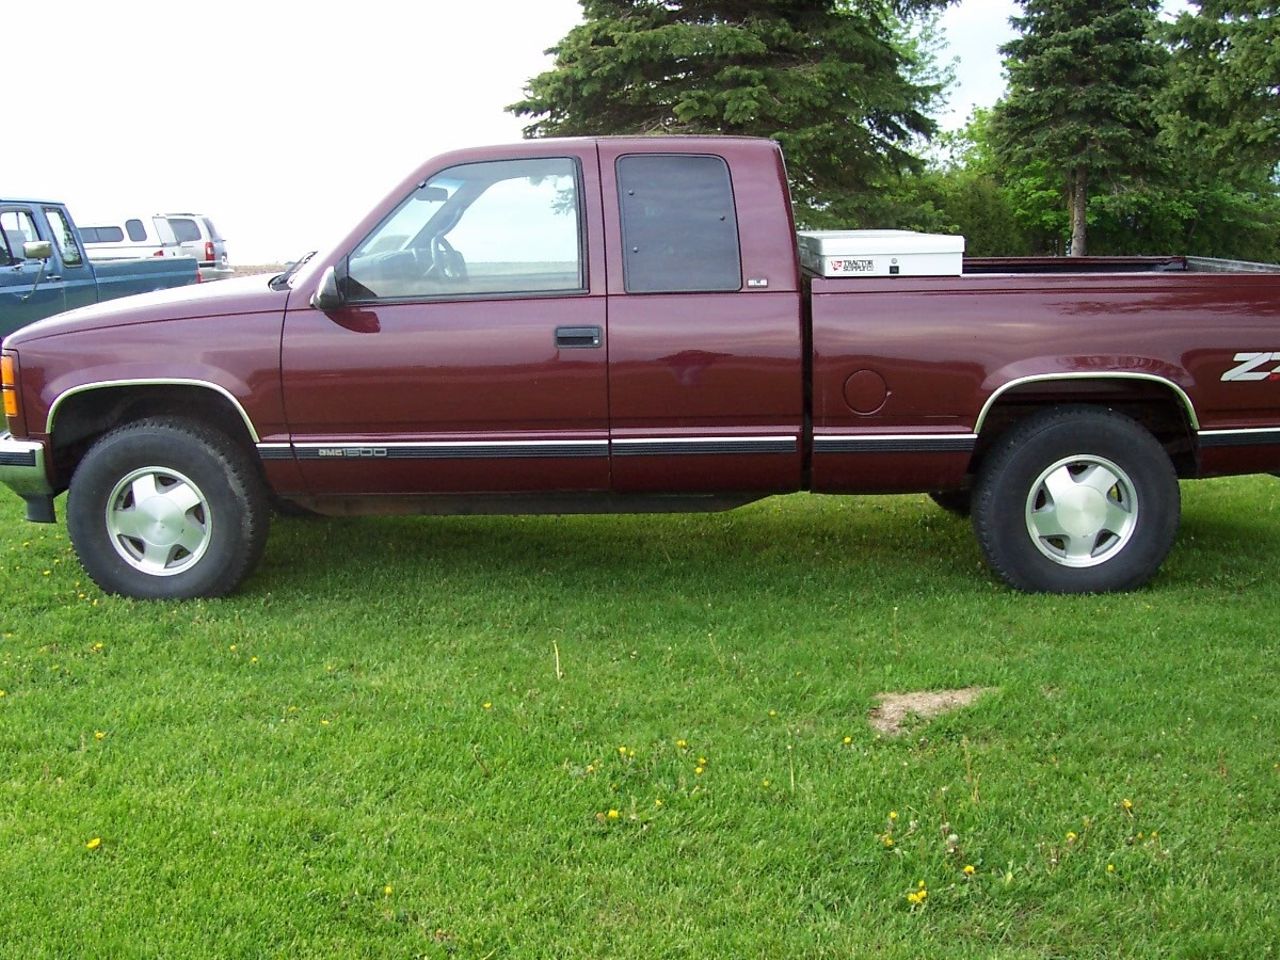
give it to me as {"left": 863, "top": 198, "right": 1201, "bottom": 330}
{"left": 23, "top": 240, "right": 53, "bottom": 261}
{"left": 310, "top": 265, "right": 344, "bottom": 312}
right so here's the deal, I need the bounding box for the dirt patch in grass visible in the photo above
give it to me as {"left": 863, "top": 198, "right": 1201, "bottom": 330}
{"left": 869, "top": 687, "right": 995, "bottom": 736}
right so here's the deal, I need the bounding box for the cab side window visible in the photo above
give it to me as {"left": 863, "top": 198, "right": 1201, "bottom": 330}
{"left": 44, "top": 208, "right": 84, "bottom": 267}
{"left": 617, "top": 154, "right": 742, "bottom": 294}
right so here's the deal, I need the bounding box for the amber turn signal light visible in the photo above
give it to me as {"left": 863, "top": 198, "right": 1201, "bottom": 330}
{"left": 2, "top": 355, "right": 18, "bottom": 419}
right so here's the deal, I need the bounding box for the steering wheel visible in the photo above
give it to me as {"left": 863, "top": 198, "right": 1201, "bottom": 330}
{"left": 427, "top": 235, "right": 467, "bottom": 282}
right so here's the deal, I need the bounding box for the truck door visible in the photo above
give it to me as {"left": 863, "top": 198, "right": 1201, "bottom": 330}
{"left": 1, "top": 206, "right": 65, "bottom": 339}
{"left": 281, "top": 147, "right": 610, "bottom": 496}
{"left": 596, "top": 143, "right": 804, "bottom": 493}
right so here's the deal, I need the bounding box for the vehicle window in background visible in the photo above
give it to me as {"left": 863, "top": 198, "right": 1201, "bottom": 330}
{"left": 44, "top": 208, "right": 84, "bottom": 266}
{"left": 168, "top": 218, "right": 201, "bottom": 243}
{"left": 617, "top": 154, "right": 741, "bottom": 293}
{"left": 126, "top": 219, "right": 147, "bottom": 242}
{"left": 346, "top": 157, "right": 583, "bottom": 301}
{"left": 202, "top": 218, "right": 222, "bottom": 241}
{"left": 1, "top": 210, "right": 40, "bottom": 262}
{"left": 82, "top": 226, "right": 125, "bottom": 243}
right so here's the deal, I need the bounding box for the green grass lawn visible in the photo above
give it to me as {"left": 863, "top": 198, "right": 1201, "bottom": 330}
{"left": 2, "top": 478, "right": 1278, "bottom": 958}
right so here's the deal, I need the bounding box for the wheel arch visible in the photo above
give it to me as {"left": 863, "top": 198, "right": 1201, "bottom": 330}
{"left": 46, "top": 381, "right": 260, "bottom": 488}
{"left": 972, "top": 374, "right": 1199, "bottom": 478}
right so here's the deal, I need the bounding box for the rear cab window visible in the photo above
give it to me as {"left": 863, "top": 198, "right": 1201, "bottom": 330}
{"left": 616, "top": 154, "right": 742, "bottom": 293}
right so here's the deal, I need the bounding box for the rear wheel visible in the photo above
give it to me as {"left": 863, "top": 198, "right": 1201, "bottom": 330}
{"left": 972, "top": 408, "right": 1179, "bottom": 593}
{"left": 67, "top": 418, "right": 269, "bottom": 599}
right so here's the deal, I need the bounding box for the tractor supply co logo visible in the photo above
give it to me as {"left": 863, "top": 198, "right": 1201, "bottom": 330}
{"left": 831, "top": 258, "right": 875, "bottom": 274}
{"left": 1221, "top": 352, "right": 1280, "bottom": 382}
{"left": 317, "top": 447, "right": 388, "bottom": 458}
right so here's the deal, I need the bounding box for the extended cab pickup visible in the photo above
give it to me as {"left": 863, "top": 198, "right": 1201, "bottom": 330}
{"left": 2, "top": 137, "right": 1279, "bottom": 599}
{"left": 1, "top": 200, "right": 199, "bottom": 342}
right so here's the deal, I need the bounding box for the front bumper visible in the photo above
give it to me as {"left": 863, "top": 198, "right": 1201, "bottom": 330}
{"left": 0, "top": 432, "right": 55, "bottom": 522}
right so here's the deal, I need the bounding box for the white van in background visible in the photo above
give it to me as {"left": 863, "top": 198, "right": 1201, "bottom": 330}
{"left": 160, "top": 213, "right": 233, "bottom": 281}
{"left": 79, "top": 216, "right": 182, "bottom": 261}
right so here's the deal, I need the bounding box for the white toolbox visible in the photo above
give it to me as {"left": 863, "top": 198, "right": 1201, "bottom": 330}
{"left": 796, "top": 229, "right": 965, "bottom": 278}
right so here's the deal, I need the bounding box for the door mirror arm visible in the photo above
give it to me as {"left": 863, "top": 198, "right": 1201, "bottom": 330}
{"left": 19, "top": 241, "right": 53, "bottom": 302}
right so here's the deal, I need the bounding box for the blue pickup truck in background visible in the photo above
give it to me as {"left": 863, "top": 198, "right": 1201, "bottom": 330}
{"left": 1, "top": 199, "right": 200, "bottom": 341}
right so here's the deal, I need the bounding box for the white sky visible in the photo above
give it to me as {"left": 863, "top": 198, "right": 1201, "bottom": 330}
{"left": 5, "top": 0, "right": 1186, "bottom": 265}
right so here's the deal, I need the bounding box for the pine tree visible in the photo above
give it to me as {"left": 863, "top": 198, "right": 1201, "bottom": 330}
{"left": 508, "top": 0, "right": 953, "bottom": 224}
{"left": 1163, "top": 1, "right": 1279, "bottom": 185}
{"left": 990, "top": 0, "right": 1165, "bottom": 256}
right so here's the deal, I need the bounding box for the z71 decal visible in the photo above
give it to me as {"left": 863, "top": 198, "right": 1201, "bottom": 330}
{"left": 1221, "top": 352, "right": 1280, "bottom": 382}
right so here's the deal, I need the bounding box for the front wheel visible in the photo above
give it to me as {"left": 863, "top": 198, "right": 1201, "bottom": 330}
{"left": 67, "top": 418, "right": 269, "bottom": 599}
{"left": 972, "top": 408, "right": 1180, "bottom": 593}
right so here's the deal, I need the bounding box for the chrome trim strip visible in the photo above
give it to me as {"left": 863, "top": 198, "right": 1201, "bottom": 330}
{"left": 611, "top": 435, "right": 797, "bottom": 456}
{"left": 974, "top": 373, "right": 1201, "bottom": 433}
{"left": 292, "top": 440, "right": 608, "bottom": 460}
{"left": 1197, "top": 427, "right": 1280, "bottom": 448}
{"left": 814, "top": 433, "right": 977, "bottom": 454}
{"left": 255, "top": 443, "right": 294, "bottom": 461}
{"left": 47, "top": 379, "right": 261, "bottom": 442}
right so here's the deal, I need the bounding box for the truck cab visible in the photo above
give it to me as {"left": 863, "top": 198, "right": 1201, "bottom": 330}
{"left": 1, "top": 201, "right": 97, "bottom": 334}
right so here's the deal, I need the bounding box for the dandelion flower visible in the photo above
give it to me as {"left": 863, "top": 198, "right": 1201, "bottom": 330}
{"left": 1122, "top": 798, "right": 1134, "bottom": 812}
{"left": 697, "top": 757, "right": 707, "bottom": 766}
{"left": 383, "top": 885, "right": 393, "bottom": 896}
{"left": 882, "top": 836, "right": 895, "bottom": 848}
{"left": 229, "top": 644, "right": 237, "bottom": 652}
{"left": 769, "top": 710, "right": 778, "bottom": 718}
{"left": 0, "top": 690, "right": 6, "bottom": 698}
{"left": 842, "top": 736, "right": 852, "bottom": 745}
{"left": 250, "top": 656, "right": 259, "bottom": 664}
{"left": 483, "top": 702, "right": 492, "bottom": 710}
{"left": 654, "top": 798, "right": 664, "bottom": 808}
{"left": 618, "top": 745, "right": 628, "bottom": 755}
{"left": 94, "top": 731, "right": 106, "bottom": 741}
{"left": 320, "top": 719, "right": 331, "bottom": 726}
{"left": 889, "top": 811, "right": 898, "bottom": 821}
{"left": 1106, "top": 863, "right": 1116, "bottom": 873}
{"left": 963, "top": 865, "right": 975, "bottom": 876}
{"left": 762, "top": 779, "right": 772, "bottom": 788}
{"left": 675, "top": 739, "right": 688, "bottom": 750}
{"left": 695, "top": 766, "right": 705, "bottom": 776}
{"left": 1066, "top": 831, "right": 1078, "bottom": 843}
{"left": 85, "top": 837, "right": 102, "bottom": 851}
{"left": 607, "top": 809, "right": 620, "bottom": 821}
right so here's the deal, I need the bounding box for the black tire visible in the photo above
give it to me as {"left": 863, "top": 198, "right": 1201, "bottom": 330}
{"left": 928, "top": 489, "right": 971, "bottom": 518}
{"left": 67, "top": 417, "right": 270, "bottom": 599}
{"left": 972, "top": 407, "right": 1179, "bottom": 593}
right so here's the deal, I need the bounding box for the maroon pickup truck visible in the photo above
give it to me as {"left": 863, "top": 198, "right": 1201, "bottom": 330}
{"left": 2, "top": 136, "right": 1279, "bottom": 599}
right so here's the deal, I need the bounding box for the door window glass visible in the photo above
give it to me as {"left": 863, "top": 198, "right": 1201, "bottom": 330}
{"left": 1, "top": 210, "right": 39, "bottom": 263}
{"left": 617, "top": 154, "right": 741, "bottom": 293}
{"left": 346, "top": 157, "right": 584, "bottom": 301}
{"left": 44, "top": 208, "right": 84, "bottom": 266}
